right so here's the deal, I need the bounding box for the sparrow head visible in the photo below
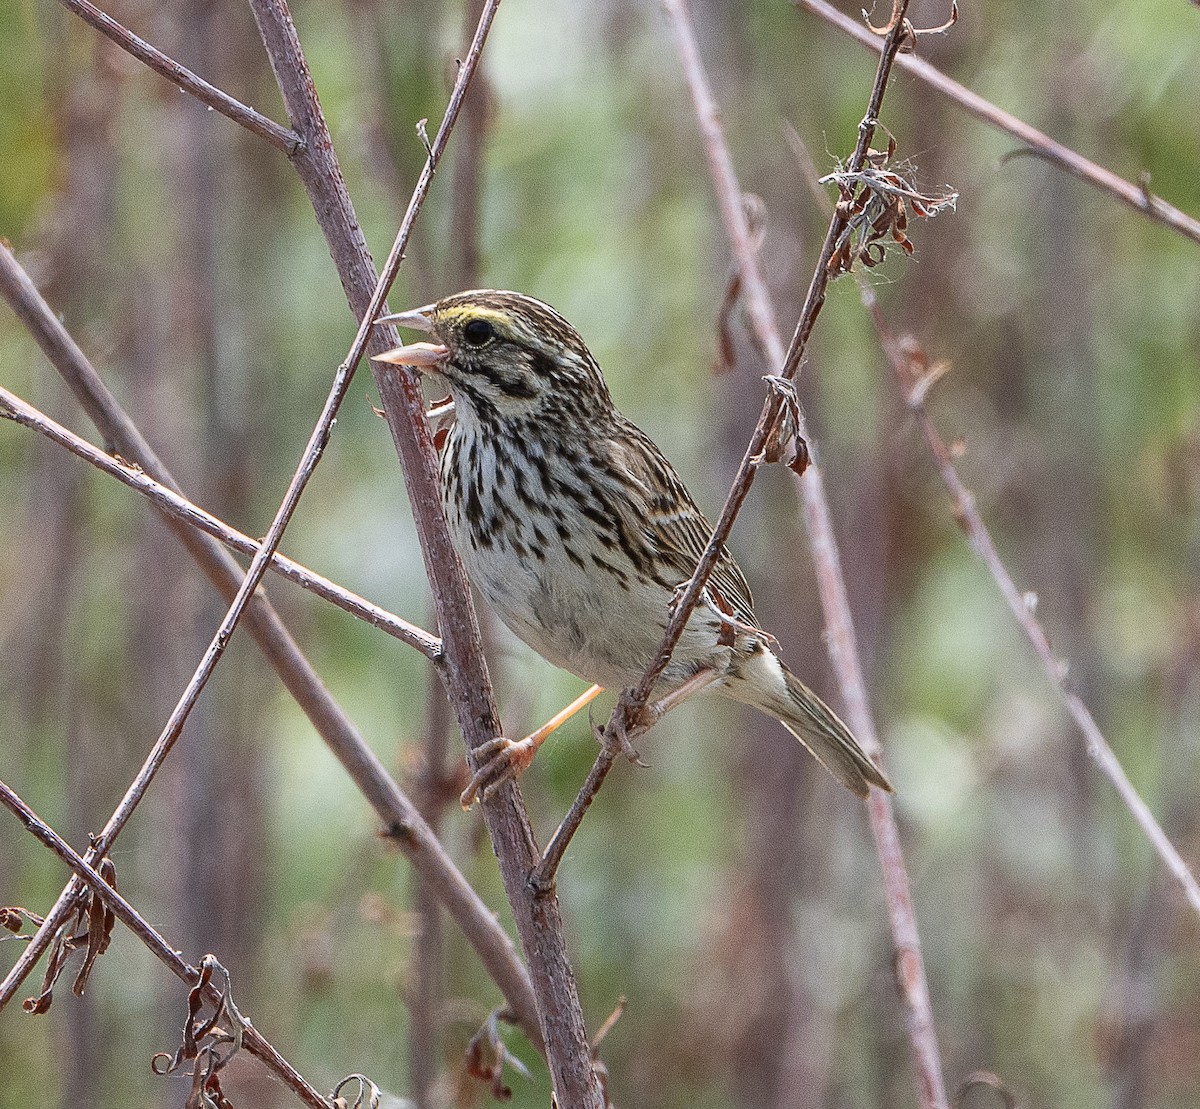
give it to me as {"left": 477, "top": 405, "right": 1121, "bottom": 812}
{"left": 374, "top": 289, "right": 613, "bottom": 423}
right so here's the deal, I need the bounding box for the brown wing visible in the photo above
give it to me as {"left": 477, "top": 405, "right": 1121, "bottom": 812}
{"left": 605, "top": 417, "right": 757, "bottom": 624}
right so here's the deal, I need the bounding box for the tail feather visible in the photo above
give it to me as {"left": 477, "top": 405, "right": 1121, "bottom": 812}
{"left": 724, "top": 649, "right": 892, "bottom": 798}
{"left": 777, "top": 668, "right": 892, "bottom": 798}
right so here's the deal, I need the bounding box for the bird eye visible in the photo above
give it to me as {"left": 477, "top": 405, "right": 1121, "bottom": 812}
{"left": 462, "top": 318, "right": 493, "bottom": 347}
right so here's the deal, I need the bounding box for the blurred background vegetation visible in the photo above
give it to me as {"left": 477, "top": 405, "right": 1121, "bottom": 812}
{"left": 2, "top": 0, "right": 1199, "bottom": 1106}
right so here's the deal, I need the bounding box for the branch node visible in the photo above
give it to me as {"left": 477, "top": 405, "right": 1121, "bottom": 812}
{"left": 382, "top": 818, "right": 415, "bottom": 844}
{"left": 416, "top": 117, "right": 433, "bottom": 160}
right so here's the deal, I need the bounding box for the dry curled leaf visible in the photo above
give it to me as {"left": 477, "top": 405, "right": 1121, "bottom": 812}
{"left": 332, "top": 1073, "right": 383, "bottom": 1109}
{"left": 822, "top": 148, "right": 957, "bottom": 277}
{"left": 864, "top": 0, "right": 957, "bottom": 41}
{"left": 761, "top": 374, "right": 809, "bottom": 474}
{"left": 152, "top": 955, "right": 247, "bottom": 1109}
{"left": 1, "top": 906, "right": 44, "bottom": 934}
{"left": 74, "top": 857, "right": 117, "bottom": 997}
{"left": 713, "top": 194, "right": 767, "bottom": 375}
{"left": 464, "top": 1009, "right": 531, "bottom": 1101}
{"left": 954, "top": 1069, "right": 1018, "bottom": 1109}
{"left": 863, "top": 0, "right": 905, "bottom": 35}
{"left": 786, "top": 436, "right": 811, "bottom": 477}
{"left": 23, "top": 855, "right": 119, "bottom": 1014}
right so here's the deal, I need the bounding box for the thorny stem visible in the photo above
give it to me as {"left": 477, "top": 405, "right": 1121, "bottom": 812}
{"left": 249, "top": 0, "right": 603, "bottom": 1100}
{"left": 0, "top": 385, "right": 441, "bottom": 660}
{"left": 0, "top": 780, "right": 329, "bottom": 1109}
{"left": 794, "top": 0, "right": 1200, "bottom": 248}
{"left": 535, "top": 0, "right": 914, "bottom": 888}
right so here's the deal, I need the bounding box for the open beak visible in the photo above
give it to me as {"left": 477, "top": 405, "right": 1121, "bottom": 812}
{"left": 372, "top": 305, "right": 449, "bottom": 369}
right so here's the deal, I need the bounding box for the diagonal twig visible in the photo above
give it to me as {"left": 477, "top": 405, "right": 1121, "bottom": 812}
{"left": 873, "top": 319, "right": 1200, "bottom": 917}
{"left": 57, "top": 0, "right": 301, "bottom": 154}
{"left": 0, "top": 245, "right": 540, "bottom": 1050}
{"left": 793, "top": 0, "right": 1200, "bottom": 248}
{"left": 0, "top": 384, "right": 440, "bottom": 660}
{"left": 533, "top": 0, "right": 915, "bottom": 897}
{"left": 0, "top": 779, "right": 329, "bottom": 1109}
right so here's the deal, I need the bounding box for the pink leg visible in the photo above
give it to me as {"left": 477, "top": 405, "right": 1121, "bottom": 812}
{"left": 460, "top": 684, "right": 605, "bottom": 807}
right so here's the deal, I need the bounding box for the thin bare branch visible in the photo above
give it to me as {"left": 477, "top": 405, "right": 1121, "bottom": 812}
{"left": 535, "top": 0, "right": 914, "bottom": 892}
{"left": 449, "top": 0, "right": 495, "bottom": 292}
{"left": 0, "top": 384, "right": 440, "bottom": 659}
{"left": 651, "top": 6, "right": 950, "bottom": 1109}
{"left": 793, "top": 0, "right": 1200, "bottom": 248}
{"left": 0, "top": 779, "right": 329, "bottom": 1109}
{"left": 534, "top": 746, "right": 617, "bottom": 886}
{"left": 789, "top": 121, "right": 1200, "bottom": 919}
{"left": 875, "top": 320, "right": 1200, "bottom": 916}
{"left": 0, "top": 245, "right": 540, "bottom": 1050}
{"left": 57, "top": 0, "right": 301, "bottom": 154}
{"left": 247, "top": 0, "right": 603, "bottom": 1100}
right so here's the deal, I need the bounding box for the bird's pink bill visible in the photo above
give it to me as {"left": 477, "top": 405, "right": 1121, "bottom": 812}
{"left": 376, "top": 307, "right": 435, "bottom": 332}
{"left": 371, "top": 341, "right": 449, "bottom": 368}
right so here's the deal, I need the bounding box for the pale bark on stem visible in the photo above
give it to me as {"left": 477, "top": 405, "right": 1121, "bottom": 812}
{"left": 0, "top": 384, "right": 440, "bottom": 660}
{"left": 656, "top": 4, "right": 950, "bottom": 1108}
{"left": 793, "top": 0, "right": 1200, "bottom": 248}
{"left": 0, "top": 239, "right": 538, "bottom": 1052}
{"left": 247, "top": 0, "right": 602, "bottom": 1100}
{"left": 0, "top": 780, "right": 328, "bottom": 1109}
{"left": 55, "top": 0, "right": 300, "bottom": 154}
{"left": 410, "top": 4, "right": 495, "bottom": 1100}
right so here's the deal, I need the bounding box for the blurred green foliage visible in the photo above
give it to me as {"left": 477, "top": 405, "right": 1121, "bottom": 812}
{"left": 2, "top": 1, "right": 1199, "bottom": 1107}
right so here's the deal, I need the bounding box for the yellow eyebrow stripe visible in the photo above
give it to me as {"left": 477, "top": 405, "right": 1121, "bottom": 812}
{"left": 438, "top": 305, "right": 513, "bottom": 330}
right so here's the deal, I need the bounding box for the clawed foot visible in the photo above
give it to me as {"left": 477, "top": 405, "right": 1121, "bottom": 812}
{"left": 595, "top": 706, "right": 649, "bottom": 767}
{"left": 460, "top": 685, "right": 608, "bottom": 807}
{"left": 460, "top": 735, "right": 539, "bottom": 809}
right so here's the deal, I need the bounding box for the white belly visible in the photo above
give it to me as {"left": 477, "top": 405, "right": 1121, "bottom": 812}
{"left": 441, "top": 423, "right": 724, "bottom": 691}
